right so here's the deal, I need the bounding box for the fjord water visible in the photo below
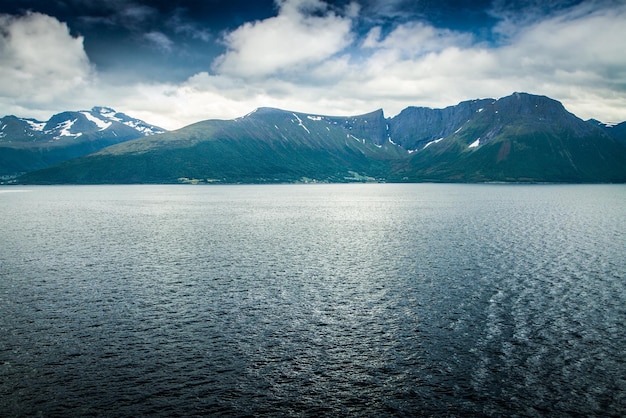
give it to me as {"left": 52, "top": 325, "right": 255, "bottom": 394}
{"left": 1, "top": 184, "right": 625, "bottom": 417}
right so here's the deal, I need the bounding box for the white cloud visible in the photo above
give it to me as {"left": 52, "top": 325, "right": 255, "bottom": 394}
{"left": 213, "top": 0, "right": 354, "bottom": 78}
{"left": 362, "top": 22, "right": 474, "bottom": 57}
{"left": 0, "top": 12, "right": 93, "bottom": 115}
{"left": 2, "top": 1, "right": 626, "bottom": 130}
{"left": 113, "top": 0, "right": 626, "bottom": 129}
{"left": 119, "top": 4, "right": 158, "bottom": 24}
{"left": 144, "top": 31, "right": 174, "bottom": 52}
{"left": 77, "top": 2, "right": 159, "bottom": 30}
{"left": 143, "top": 0, "right": 622, "bottom": 128}
{"left": 167, "top": 9, "right": 212, "bottom": 42}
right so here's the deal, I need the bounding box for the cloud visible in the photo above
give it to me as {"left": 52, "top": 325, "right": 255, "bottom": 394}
{"left": 489, "top": 0, "right": 584, "bottom": 38}
{"left": 2, "top": 1, "right": 626, "bottom": 130}
{"left": 166, "top": 8, "right": 212, "bottom": 42}
{"left": 362, "top": 22, "right": 474, "bottom": 56}
{"left": 111, "top": 0, "right": 626, "bottom": 129}
{"left": 355, "top": 1, "right": 626, "bottom": 121}
{"left": 0, "top": 12, "right": 93, "bottom": 114}
{"left": 143, "top": 31, "right": 174, "bottom": 52}
{"left": 359, "top": 0, "right": 419, "bottom": 20}
{"left": 78, "top": 1, "right": 159, "bottom": 30}
{"left": 119, "top": 4, "right": 158, "bottom": 24}
{"left": 213, "top": 0, "right": 354, "bottom": 78}
{"left": 116, "top": 71, "right": 380, "bottom": 130}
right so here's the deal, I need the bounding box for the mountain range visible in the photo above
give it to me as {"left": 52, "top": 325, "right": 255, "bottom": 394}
{"left": 6, "top": 93, "right": 626, "bottom": 184}
{"left": 0, "top": 107, "right": 165, "bottom": 179}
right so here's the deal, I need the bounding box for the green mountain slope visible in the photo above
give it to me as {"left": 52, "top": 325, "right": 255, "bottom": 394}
{"left": 393, "top": 93, "right": 626, "bottom": 182}
{"left": 589, "top": 119, "right": 626, "bottom": 147}
{"left": 16, "top": 93, "right": 626, "bottom": 184}
{"left": 19, "top": 108, "right": 405, "bottom": 184}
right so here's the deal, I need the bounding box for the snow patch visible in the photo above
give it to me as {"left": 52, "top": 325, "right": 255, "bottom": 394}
{"left": 135, "top": 127, "right": 152, "bottom": 134}
{"left": 469, "top": 138, "right": 480, "bottom": 148}
{"left": 477, "top": 108, "right": 484, "bottom": 112}
{"left": 108, "top": 116, "right": 162, "bottom": 135}
{"left": 348, "top": 134, "right": 364, "bottom": 143}
{"left": 57, "top": 119, "right": 80, "bottom": 137}
{"left": 81, "top": 111, "right": 111, "bottom": 130}
{"left": 423, "top": 137, "right": 444, "bottom": 149}
{"left": 25, "top": 120, "right": 46, "bottom": 131}
{"left": 307, "top": 115, "right": 322, "bottom": 121}
{"left": 603, "top": 122, "right": 618, "bottom": 128}
{"left": 292, "top": 113, "right": 310, "bottom": 134}
{"left": 241, "top": 109, "right": 258, "bottom": 119}
{"left": 454, "top": 126, "right": 462, "bottom": 134}
{"left": 93, "top": 108, "right": 160, "bottom": 135}
{"left": 96, "top": 107, "right": 118, "bottom": 120}
{"left": 126, "top": 122, "right": 160, "bottom": 135}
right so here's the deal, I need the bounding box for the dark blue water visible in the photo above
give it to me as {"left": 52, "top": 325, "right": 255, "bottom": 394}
{"left": 1, "top": 184, "right": 625, "bottom": 417}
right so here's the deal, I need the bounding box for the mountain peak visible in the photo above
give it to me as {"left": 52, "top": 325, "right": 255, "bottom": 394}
{"left": 501, "top": 91, "right": 560, "bottom": 105}
{"left": 92, "top": 106, "right": 117, "bottom": 117}
{"left": 0, "top": 107, "right": 167, "bottom": 179}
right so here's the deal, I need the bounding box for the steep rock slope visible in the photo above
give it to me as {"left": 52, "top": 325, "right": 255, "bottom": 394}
{"left": 389, "top": 98, "right": 494, "bottom": 151}
{"left": 394, "top": 93, "right": 626, "bottom": 182}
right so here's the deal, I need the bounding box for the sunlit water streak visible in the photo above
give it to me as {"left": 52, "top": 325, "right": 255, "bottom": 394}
{"left": 1, "top": 184, "right": 625, "bottom": 416}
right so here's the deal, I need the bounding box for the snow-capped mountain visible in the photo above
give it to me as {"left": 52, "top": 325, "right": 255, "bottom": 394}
{"left": 0, "top": 107, "right": 164, "bottom": 144}
{"left": 0, "top": 108, "right": 166, "bottom": 178}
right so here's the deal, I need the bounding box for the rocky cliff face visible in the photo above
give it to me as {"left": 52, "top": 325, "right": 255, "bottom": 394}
{"left": 331, "top": 109, "right": 389, "bottom": 146}
{"left": 394, "top": 93, "right": 626, "bottom": 182}
{"left": 388, "top": 99, "right": 493, "bottom": 150}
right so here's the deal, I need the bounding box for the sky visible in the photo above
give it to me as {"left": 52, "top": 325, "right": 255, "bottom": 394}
{"left": 1, "top": 0, "right": 625, "bottom": 130}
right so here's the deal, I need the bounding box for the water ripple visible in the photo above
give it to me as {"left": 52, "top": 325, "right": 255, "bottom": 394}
{"left": 1, "top": 184, "right": 625, "bottom": 416}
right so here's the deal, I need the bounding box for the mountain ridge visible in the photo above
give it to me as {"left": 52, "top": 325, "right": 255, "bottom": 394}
{"left": 0, "top": 107, "right": 165, "bottom": 179}
{"left": 393, "top": 93, "right": 626, "bottom": 182}
{"left": 10, "top": 93, "right": 626, "bottom": 184}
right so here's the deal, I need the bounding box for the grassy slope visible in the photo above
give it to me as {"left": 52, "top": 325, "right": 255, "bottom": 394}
{"left": 19, "top": 109, "right": 403, "bottom": 184}
{"left": 16, "top": 96, "right": 626, "bottom": 184}
{"left": 393, "top": 96, "right": 626, "bottom": 183}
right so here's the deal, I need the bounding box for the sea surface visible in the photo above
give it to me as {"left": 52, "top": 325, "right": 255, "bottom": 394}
{"left": 1, "top": 184, "right": 625, "bottom": 417}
